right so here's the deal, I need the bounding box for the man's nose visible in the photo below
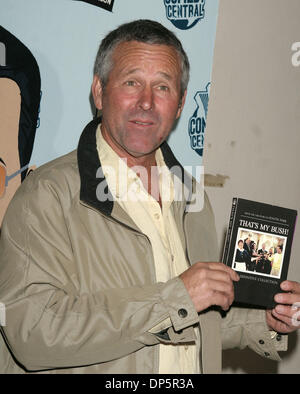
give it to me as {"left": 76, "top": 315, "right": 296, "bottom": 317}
{"left": 138, "top": 85, "right": 153, "bottom": 111}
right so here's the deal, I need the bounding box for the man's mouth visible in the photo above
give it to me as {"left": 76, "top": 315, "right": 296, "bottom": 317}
{"left": 130, "top": 120, "right": 154, "bottom": 126}
{"left": 133, "top": 121, "right": 152, "bottom": 125}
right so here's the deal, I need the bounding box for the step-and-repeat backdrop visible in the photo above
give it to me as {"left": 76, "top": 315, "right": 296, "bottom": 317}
{"left": 0, "top": 0, "right": 219, "bottom": 223}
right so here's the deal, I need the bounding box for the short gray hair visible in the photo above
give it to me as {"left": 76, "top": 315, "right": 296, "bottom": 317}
{"left": 93, "top": 19, "right": 190, "bottom": 98}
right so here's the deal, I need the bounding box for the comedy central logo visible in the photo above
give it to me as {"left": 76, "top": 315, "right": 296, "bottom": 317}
{"left": 164, "top": 0, "right": 206, "bottom": 30}
{"left": 188, "top": 83, "right": 210, "bottom": 157}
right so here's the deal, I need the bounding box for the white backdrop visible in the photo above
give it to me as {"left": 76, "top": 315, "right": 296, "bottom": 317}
{"left": 0, "top": 0, "right": 219, "bottom": 170}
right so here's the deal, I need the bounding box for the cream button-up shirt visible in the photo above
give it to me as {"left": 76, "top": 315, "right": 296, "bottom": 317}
{"left": 96, "top": 126, "right": 199, "bottom": 374}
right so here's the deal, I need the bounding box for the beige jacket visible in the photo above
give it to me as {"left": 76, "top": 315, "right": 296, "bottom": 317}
{"left": 0, "top": 118, "right": 284, "bottom": 374}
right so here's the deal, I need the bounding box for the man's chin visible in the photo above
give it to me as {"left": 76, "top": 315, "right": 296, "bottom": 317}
{"left": 124, "top": 144, "right": 161, "bottom": 159}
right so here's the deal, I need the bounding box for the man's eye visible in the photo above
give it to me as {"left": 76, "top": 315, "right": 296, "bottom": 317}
{"left": 158, "top": 85, "right": 169, "bottom": 91}
{"left": 125, "top": 81, "right": 136, "bottom": 87}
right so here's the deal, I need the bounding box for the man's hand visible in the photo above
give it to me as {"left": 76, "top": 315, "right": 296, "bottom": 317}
{"left": 179, "top": 262, "right": 240, "bottom": 313}
{"left": 266, "top": 280, "right": 300, "bottom": 333}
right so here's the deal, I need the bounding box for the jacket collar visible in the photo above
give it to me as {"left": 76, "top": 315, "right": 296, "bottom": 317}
{"left": 77, "top": 117, "right": 189, "bottom": 216}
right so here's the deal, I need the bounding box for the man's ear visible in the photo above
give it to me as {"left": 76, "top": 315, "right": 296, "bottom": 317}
{"left": 91, "top": 75, "right": 103, "bottom": 110}
{"left": 176, "top": 89, "right": 187, "bottom": 119}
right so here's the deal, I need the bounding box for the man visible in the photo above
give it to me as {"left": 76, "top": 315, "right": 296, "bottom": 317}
{"left": 0, "top": 19, "right": 299, "bottom": 374}
{"left": 256, "top": 243, "right": 272, "bottom": 275}
{"left": 269, "top": 245, "right": 284, "bottom": 277}
{"left": 243, "top": 236, "right": 254, "bottom": 271}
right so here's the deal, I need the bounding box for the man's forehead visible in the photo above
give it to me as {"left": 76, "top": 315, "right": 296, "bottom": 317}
{"left": 110, "top": 41, "right": 181, "bottom": 75}
{"left": 112, "top": 40, "right": 179, "bottom": 61}
{"left": 123, "top": 66, "right": 174, "bottom": 80}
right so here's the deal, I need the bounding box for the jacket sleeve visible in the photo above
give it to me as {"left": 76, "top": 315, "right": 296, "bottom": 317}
{"left": 0, "top": 173, "right": 198, "bottom": 372}
{"left": 221, "top": 305, "right": 287, "bottom": 361}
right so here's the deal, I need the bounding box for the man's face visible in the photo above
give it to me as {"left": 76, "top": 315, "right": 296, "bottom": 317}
{"left": 92, "top": 41, "right": 186, "bottom": 159}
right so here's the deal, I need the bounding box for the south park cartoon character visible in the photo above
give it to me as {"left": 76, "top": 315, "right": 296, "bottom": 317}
{"left": 0, "top": 26, "right": 41, "bottom": 226}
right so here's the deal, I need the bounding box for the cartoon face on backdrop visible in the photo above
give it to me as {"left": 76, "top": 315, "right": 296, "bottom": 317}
{"left": 0, "top": 78, "right": 22, "bottom": 222}
{"left": 0, "top": 26, "right": 41, "bottom": 227}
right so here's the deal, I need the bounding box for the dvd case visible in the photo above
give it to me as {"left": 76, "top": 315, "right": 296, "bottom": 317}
{"left": 223, "top": 198, "right": 297, "bottom": 308}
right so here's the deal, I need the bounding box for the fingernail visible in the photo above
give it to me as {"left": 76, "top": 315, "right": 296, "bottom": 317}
{"left": 276, "top": 305, "right": 285, "bottom": 314}
{"left": 275, "top": 294, "right": 284, "bottom": 303}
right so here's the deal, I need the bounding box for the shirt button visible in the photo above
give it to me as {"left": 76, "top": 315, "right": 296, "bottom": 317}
{"left": 154, "top": 213, "right": 160, "bottom": 220}
{"left": 178, "top": 308, "right": 188, "bottom": 318}
{"left": 264, "top": 352, "right": 270, "bottom": 357}
{"left": 276, "top": 334, "right": 282, "bottom": 342}
{"left": 259, "top": 339, "right": 265, "bottom": 345}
